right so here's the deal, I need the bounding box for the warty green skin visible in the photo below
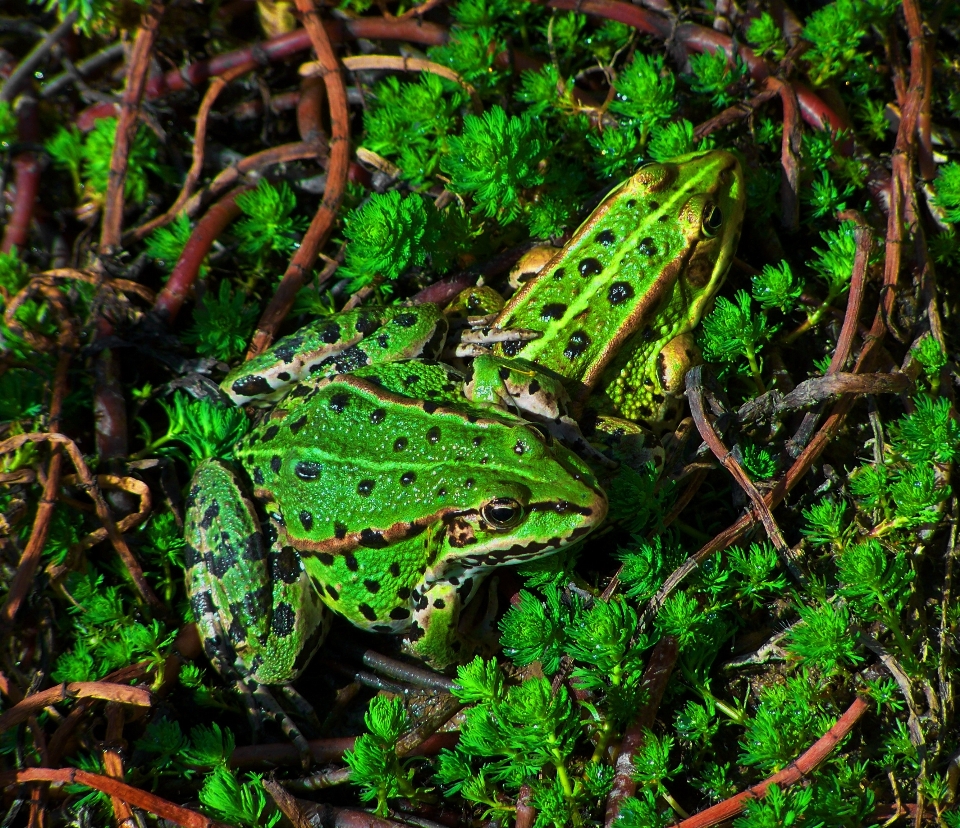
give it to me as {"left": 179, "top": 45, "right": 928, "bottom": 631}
{"left": 187, "top": 359, "right": 606, "bottom": 677}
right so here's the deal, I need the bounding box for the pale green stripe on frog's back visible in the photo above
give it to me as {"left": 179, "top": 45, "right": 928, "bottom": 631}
{"left": 495, "top": 152, "right": 735, "bottom": 389}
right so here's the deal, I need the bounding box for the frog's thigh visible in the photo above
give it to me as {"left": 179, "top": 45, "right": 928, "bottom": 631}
{"left": 224, "top": 304, "right": 449, "bottom": 404}
{"left": 185, "top": 460, "right": 329, "bottom": 685}
{"left": 251, "top": 541, "right": 331, "bottom": 685}
{"left": 605, "top": 332, "right": 699, "bottom": 423}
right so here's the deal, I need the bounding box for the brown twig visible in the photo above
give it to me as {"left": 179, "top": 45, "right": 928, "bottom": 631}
{"left": 604, "top": 636, "right": 678, "bottom": 826}
{"left": 693, "top": 84, "right": 779, "bottom": 141}
{"left": 58, "top": 473, "right": 152, "bottom": 552}
{"left": 0, "top": 11, "right": 77, "bottom": 102}
{"left": 323, "top": 55, "right": 482, "bottom": 113}
{"left": 143, "top": 19, "right": 447, "bottom": 100}
{"left": 676, "top": 697, "right": 871, "bottom": 828}
{"left": 0, "top": 682, "right": 152, "bottom": 733}
{"left": 152, "top": 185, "right": 252, "bottom": 323}
{"left": 686, "top": 366, "right": 791, "bottom": 558}
{"left": 0, "top": 768, "right": 232, "bottom": 828}
{"left": 0, "top": 289, "right": 75, "bottom": 624}
{"left": 771, "top": 78, "right": 801, "bottom": 234}
{"left": 174, "top": 140, "right": 327, "bottom": 226}
{"left": 0, "top": 433, "right": 163, "bottom": 613}
{"left": 129, "top": 63, "right": 251, "bottom": 242}
{"left": 0, "top": 94, "right": 41, "bottom": 255}
{"left": 246, "top": 0, "right": 351, "bottom": 358}
{"left": 99, "top": 0, "right": 165, "bottom": 254}
{"left": 229, "top": 731, "right": 458, "bottom": 770}
{"left": 104, "top": 702, "right": 134, "bottom": 824}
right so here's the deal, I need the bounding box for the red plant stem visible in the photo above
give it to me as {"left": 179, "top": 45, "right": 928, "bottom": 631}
{"left": 131, "top": 63, "right": 250, "bottom": 241}
{"left": 297, "top": 73, "right": 327, "bottom": 144}
{"left": 774, "top": 79, "right": 801, "bottom": 233}
{"left": 104, "top": 703, "right": 133, "bottom": 824}
{"left": 540, "top": 0, "right": 848, "bottom": 132}
{"left": 676, "top": 697, "right": 871, "bottom": 828}
{"left": 605, "top": 636, "right": 679, "bottom": 826}
{"left": 0, "top": 768, "right": 232, "bottom": 828}
{"left": 144, "top": 18, "right": 446, "bottom": 100}
{"left": 246, "top": 0, "right": 351, "bottom": 358}
{"left": 686, "top": 366, "right": 789, "bottom": 554}
{"left": 0, "top": 293, "right": 74, "bottom": 624}
{"left": 1, "top": 95, "right": 40, "bottom": 255}
{"left": 99, "top": 0, "right": 165, "bottom": 253}
{"left": 152, "top": 186, "right": 251, "bottom": 323}
{"left": 903, "top": 0, "right": 934, "bottom": 181}
{"left": 0, "top": 682, "right": 151, "bottom": 734}
{"left": 93, "top": 318, "right": 129, "bottom": 464}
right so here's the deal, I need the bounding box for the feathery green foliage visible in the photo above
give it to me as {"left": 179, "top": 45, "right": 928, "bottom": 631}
{"left": 184, "top": 281, "right": 259, "bottom": 362}
{"left": 441, "top": 106, "right": 550, "bottom": 224}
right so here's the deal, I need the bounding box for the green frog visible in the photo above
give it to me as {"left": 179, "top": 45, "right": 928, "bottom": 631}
{"left": 184, "top": 150, "right": 744, "bottom": 754}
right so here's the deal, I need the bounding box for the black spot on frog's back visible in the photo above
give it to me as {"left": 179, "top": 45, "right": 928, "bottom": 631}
{"left": 319, "top": 321, "right": 341, "bottom": 343}
{"left": 540, "top": 302, "right": 567, "bottom": 321}
{"left": 564, "top": 331, "right": 591, "bottom": 360}
{"left": 273, "top": 336, "right": 304, "bottom": 363}
{"left": 608, "top": 282, "right": 635, "bottom": 305}
{"left": 578, "top": 258, "right": 603, "bottom": 277}
{"left": 355, "top": 312, "right": 379, "bottom": 334}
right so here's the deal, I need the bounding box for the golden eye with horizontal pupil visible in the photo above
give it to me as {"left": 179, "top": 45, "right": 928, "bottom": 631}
{"left": 482, "top": 498, "right": 524, "bottom": 529}
{"left": 702, "top": 203, "right": 723, "bottom": 237}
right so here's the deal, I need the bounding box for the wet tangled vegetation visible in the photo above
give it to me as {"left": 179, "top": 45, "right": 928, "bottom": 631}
{"left": 1, "top": 0, "right": 960, "bottom": 826}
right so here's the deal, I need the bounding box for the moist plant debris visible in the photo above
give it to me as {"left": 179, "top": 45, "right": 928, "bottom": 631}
{"left": 1, "top": 0, "right": 960, "bottom": 826}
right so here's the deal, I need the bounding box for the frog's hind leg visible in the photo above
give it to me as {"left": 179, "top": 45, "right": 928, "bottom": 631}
{"left": 185, "top": 459, "right": 329, "bottom": 768}
{"left": 277, "top": 684, "right": 323, "bottom": 731}
{"left": 223, "top": 304, "right": 450, "bottom": 405}
{"left": 244, "top": 679, "right": 314, "bottom": 767}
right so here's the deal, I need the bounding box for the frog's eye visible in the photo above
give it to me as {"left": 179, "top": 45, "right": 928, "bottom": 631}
{"left": 482, "top": 498, "right": 525, "bottom": 530}
{"left": 702, "top": 203, "right": 723, "bottom": 237}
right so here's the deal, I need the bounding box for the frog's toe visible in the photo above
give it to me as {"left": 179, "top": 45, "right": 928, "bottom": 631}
{"left": 244, "top": 679, "right": 314, "bottom": 768}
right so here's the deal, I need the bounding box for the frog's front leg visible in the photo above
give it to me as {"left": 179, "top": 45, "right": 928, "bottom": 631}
{"left": 185, "top": 460, "right": 330, "bottom": 766}
{"left": 466, "top": 354, "right": 615, "bottom": 467}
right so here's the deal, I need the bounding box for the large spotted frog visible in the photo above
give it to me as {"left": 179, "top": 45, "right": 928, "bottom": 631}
{"left": 184, "top": 150, "right": 744, "bottom": 752}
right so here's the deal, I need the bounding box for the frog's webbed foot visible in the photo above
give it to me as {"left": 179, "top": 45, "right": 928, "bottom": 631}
{"left": 240, "top": 679, "right": 314, "bottom": 769}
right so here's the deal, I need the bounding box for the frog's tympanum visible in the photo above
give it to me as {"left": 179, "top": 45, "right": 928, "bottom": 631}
{"left": 184, "top": 151, "right": 745, "bottom": 753}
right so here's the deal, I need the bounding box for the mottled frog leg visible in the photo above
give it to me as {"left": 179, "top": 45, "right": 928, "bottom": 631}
{"left": 465, "top": 354, "right": 616, "bottom": 467}
{"left": 185, "top": 460, "right": 329, "bottom": 767}
{"left": 402, "top": 581, "right": 470, "bottom": 669}
{"left": 223, "top": 304, "right": 449, "bottom": 405}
